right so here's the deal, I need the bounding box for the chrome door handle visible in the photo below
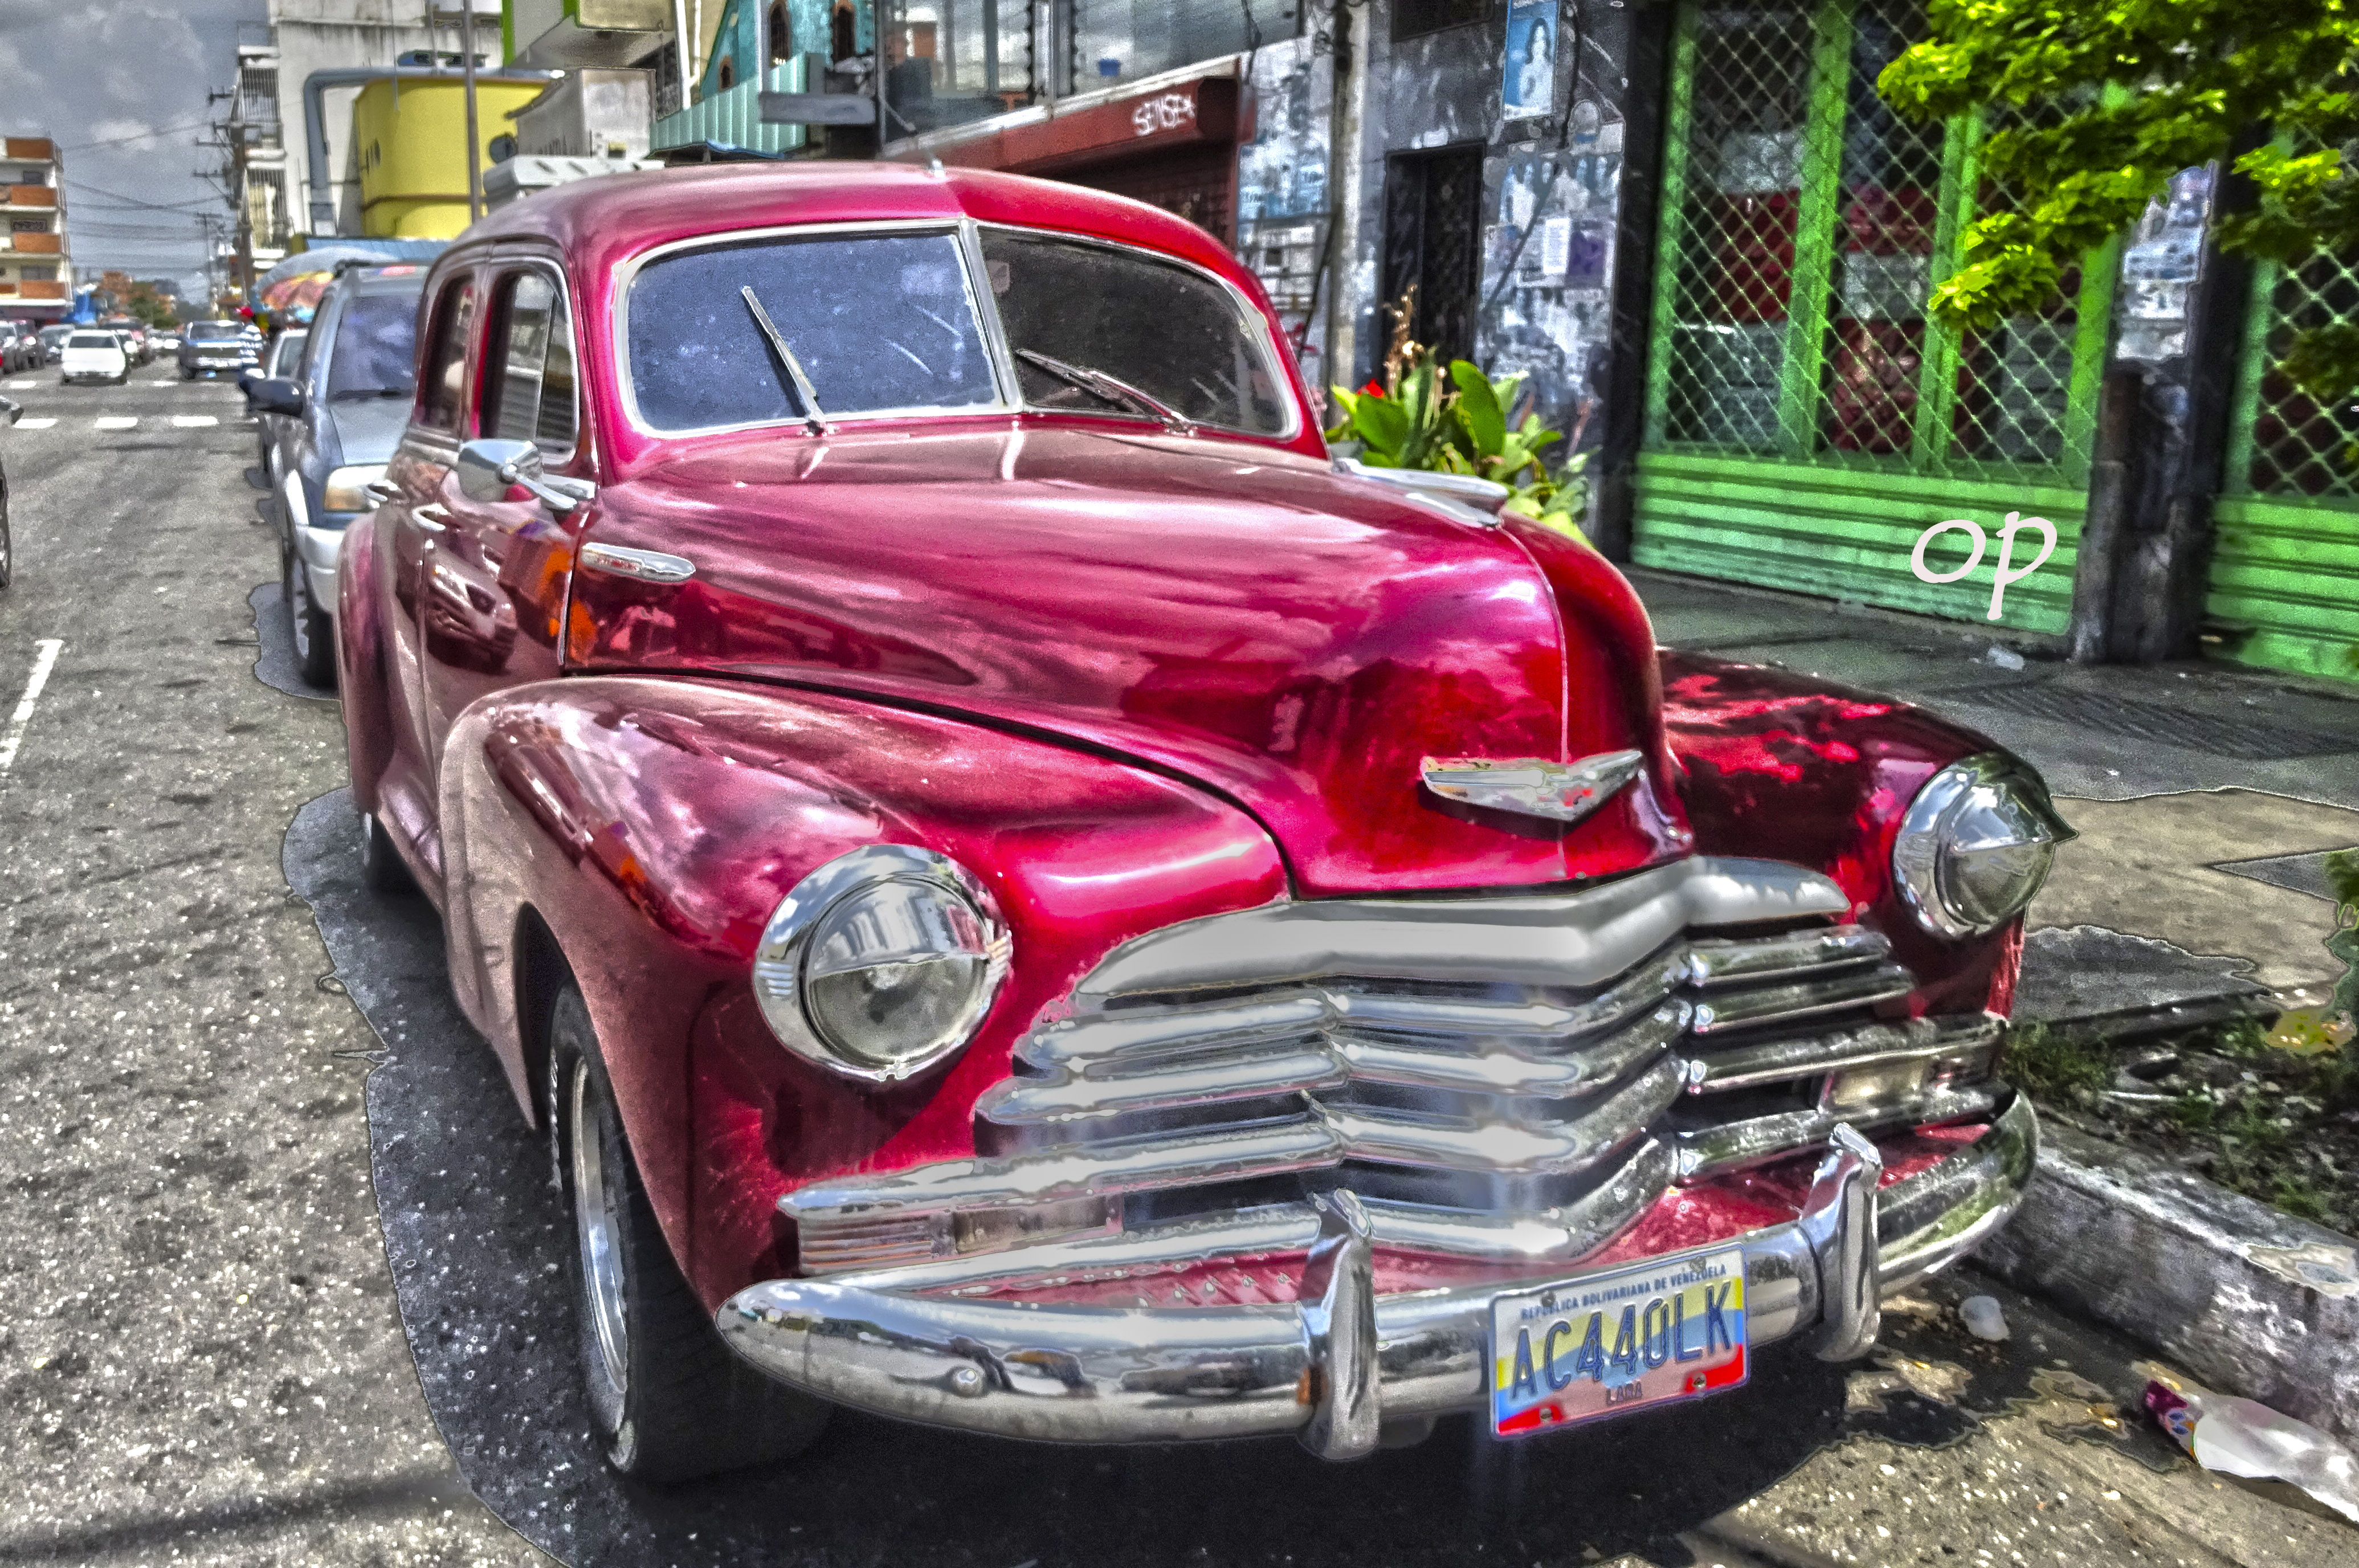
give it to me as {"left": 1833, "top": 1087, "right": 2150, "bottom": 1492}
{"left": 579, "top": 543, "right": 695, "bottom": 583}
{"left": 411, "top": 504, "right": 449, "bottom": 534}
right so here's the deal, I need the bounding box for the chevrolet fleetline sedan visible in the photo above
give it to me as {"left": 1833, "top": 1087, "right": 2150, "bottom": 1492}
{"left": 339, "top": 162, "right": 2063, "bottom": 1480}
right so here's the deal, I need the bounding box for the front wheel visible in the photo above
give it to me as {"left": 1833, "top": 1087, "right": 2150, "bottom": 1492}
{"left": 550, "top": 985, "right": 830, "bottom": 1483}
{"left": 283, "top": 539, "right": 337, "bottom": 689}
{"left": 356, "top": 808, "right": 415, "bottom": 895}
{"left": 0, "top": 489, "right": 11, "bottom": 590}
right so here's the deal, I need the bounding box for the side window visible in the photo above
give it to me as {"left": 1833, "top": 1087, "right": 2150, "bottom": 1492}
{"left": 482, "top": 270, "right": 578, "bottom": 457}
{"left": 415, "top": 278, "right": 477, "bottom": 436}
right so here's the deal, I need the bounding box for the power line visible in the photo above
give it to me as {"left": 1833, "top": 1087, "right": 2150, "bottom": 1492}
{"left": 63, "top": 178, "right": 221, "bottom": 213}
{"left": 55, "top": 118, "right": 214, "bottom": 152}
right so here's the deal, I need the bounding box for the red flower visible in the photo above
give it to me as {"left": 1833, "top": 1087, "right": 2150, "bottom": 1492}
{"left": 1360, "top": 378, "right": 1385, "bottom": 398}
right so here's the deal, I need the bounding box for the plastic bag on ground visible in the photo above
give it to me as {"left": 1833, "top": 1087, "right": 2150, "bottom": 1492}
{"left": 2145, "top": 1378, "right": 2359, "bottom": 1522}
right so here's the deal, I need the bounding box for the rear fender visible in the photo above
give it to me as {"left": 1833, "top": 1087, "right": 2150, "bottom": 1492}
{"left": 438, "top": 675, "right": 1287, "bottom": 1308}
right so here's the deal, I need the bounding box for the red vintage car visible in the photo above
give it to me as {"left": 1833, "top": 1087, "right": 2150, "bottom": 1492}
{"left": 338, "top": 161, "right": 2063, "bottom": 1480}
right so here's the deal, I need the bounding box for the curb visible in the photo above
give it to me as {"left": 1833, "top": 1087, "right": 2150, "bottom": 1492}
{"left": 1973, "top": 1116, "right": 2359, "bottom": 1443}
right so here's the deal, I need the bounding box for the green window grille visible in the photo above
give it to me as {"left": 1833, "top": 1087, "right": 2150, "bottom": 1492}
{"left": 2209, "top": 209, "right": 2359, "bottom": 683}
{"left": 1631, "top": 0, "right": 2117, "bottom": 636}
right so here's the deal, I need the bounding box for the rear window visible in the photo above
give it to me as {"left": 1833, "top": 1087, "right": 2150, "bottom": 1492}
{"left": 68, "top": 333, "right": 116, "bottom": 349}
{"left": 324, "top": 291, "right": 422, "bottom": 402}
{"left": 189, "top": 322, "right": 241, "bottom": 341}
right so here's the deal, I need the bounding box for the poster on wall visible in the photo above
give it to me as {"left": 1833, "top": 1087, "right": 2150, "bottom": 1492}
{"left": 1237, "top": 38, "right": 1336, "bottom": 401}
{"left": 1502, "top": 0, "right": 1559, "bottom": 121}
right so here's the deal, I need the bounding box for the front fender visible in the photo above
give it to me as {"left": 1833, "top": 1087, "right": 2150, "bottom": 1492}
{"left": 438, "top": 675, "right": 1287, "bottom": 1310}
{"left": 1659, "top": 651, "right": 2022, "bottom": 1016}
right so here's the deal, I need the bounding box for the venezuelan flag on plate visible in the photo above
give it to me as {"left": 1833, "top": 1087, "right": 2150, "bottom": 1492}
{"left": 1489, "top": 1244, "right": 1749, "bottom": 1436}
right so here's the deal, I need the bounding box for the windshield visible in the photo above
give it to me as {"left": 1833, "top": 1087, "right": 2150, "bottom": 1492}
{"left": 189, "top": 322, "right": 240, "bottom": 341}
{"left": 983, "top": 231, "right": 1288, "bottom": 435}
{"left": 325, "top": 291, "right": 421, "bottom": 401}
{"left": 625, "top": 231, "right": 997, "bottom": 431}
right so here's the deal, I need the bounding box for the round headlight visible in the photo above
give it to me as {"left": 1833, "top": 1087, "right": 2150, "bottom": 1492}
{"left": 1891, "top": 754, "right": 2074, "bottom": 938}
{"left": 752, "top": 845, "right": 1011, "bottom": 1082}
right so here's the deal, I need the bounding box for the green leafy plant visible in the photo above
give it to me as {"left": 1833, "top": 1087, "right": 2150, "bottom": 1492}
{"left": 1879, "top": 0, "right": 2359, "bottom": 399}
{"left": 2328, "top": 847, "right": 2359, "bottom": 1035}
{"left": 1327, "top": 341, "right": 1589, "bottom": 536}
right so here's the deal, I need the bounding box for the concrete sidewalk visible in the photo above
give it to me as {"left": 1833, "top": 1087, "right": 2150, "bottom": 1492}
{"left": 1630, "top": 567, "right": 2359, "bottom": 1034}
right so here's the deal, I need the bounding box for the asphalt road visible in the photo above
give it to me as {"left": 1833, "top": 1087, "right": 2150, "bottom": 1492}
{"left": 1, "top": 371, "right": 2350, "bottom": 1567}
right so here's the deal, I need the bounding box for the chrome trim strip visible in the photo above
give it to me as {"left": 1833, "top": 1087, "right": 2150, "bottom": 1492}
{"left": 1357, "top": 1137, "right": 1675, "bottom": 1263}
{"left": 1688, "top": 1013, "right": 2002, "bottom": 1093}
{"left": 1335, "top": 1001, "right": 1685, "bottom": 1099}
{"left": 1687, "top": 962, "right": 1916, "bottom": 1035}
{"left": 1674, "top": 1084, "right": 2002, "bottom": 1182}
{"left": 1075, "top": 857, "right": 1850, "bottom": 1000}
{"left": 976, "top": 1046, "right": 1346, "bottom": 1126}
{"left": 1323, "top": 1055, "right": 1683, "bottom": 1177}
{"left": 782, "top": 1117, "right": 1345, "bottom": 1225}
{"left": 1296, "top": 1193, "right": 1380, "bottom": 1460}
{"left": 1686, "top": 925, "right": 1890, "bottom": 986}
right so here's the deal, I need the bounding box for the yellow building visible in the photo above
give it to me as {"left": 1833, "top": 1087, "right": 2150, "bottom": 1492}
{"left": 353, "top": 76, "right": 546, "bottom": 238}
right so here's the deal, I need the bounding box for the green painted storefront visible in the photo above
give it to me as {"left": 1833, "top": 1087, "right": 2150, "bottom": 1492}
{"left": 2207, "top": 231, "right": 2359, "bottom": 685}
{"left": 1629, "top": 0, "right": 2116, "bottom": 639}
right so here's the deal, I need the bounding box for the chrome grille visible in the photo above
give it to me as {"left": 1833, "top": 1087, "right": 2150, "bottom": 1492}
{"left": 782, "top": 857, "right": 2005, "bottom": 1274}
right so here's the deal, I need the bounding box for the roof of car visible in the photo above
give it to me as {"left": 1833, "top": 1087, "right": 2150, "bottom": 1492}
{"left": 452, "top": 160, "right": 1248, "bottom": 290}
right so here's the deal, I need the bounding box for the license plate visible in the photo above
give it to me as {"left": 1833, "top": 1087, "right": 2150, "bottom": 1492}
{"left": 1489, "top": 1244, "right": 1748, "bottom": 1437}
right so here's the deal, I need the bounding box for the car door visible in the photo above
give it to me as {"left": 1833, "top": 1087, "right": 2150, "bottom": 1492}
{"left": 373, "top": 269, "right": 481, "bottom": 879}
{"left": 421, "top": 260, "right": 588, "bottom": 766}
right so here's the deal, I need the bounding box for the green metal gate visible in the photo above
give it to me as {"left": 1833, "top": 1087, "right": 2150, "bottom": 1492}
{"left": 2210, "top": 242, "right": 2359, "bottom": 684}
{"left": 1631, "top": 0, "right": 2117, "bottom": 635}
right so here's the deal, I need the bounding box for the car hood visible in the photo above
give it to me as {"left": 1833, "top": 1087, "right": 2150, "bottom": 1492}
{"left": 324, "top": 396, "right": 408, "bottom": 466}
{"left": 568, "top": 424, "right": 1688, "bottom": 896}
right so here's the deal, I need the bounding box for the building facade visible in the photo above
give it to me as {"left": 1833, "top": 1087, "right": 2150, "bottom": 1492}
{"left": 0, "top": 138, "right": 72, "bottom": 321}
{"left": 261, "top": 0, "right": 507, "bottom": 239}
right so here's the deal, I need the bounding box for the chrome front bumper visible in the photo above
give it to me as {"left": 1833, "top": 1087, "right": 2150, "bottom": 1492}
{"left": 718, "top": 1092, "right": 2035, "bottom": 1456}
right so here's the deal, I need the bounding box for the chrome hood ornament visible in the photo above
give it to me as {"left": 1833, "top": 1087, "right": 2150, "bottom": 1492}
{"left": 1419, "top": 749, "right": 1647, "bottom": 825}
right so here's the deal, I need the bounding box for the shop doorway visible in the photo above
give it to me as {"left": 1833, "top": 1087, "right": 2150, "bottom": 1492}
{"left": 1382, "top": 143, "right": 1484, "bottom": 365}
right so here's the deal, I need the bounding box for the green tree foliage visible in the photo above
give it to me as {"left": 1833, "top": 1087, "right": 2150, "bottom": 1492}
{"left": 1879, "top": 0, "right": 2359, "bottom": 397}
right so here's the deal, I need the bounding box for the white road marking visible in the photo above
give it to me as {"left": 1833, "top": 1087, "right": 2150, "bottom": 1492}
{"left": 0, "top": 639, "right": 64, "bottom": 775}
{"left": 151, "top": 378, "right": 178, "bottom": 386}
{"left": 6, "top": 379, "right": 32, "bottom": 389}
{"left": 170, "top": 415, "right": 218, "bottom": 428}
{"left": 94, "top": 416, "right": 138, "bottom": 430}
{"left": 15, "top": 417, "right": 55, "bottom": 429}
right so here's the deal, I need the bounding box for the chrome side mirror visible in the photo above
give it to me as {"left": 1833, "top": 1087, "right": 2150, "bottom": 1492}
{"left": 455, "top": 436, "right": 594, "bottom": 515}
{"left": 251, "top": 377, "right": 305, "bottom": 416}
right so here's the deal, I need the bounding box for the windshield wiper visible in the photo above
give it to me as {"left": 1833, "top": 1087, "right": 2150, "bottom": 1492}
{"left": 1015, "top": 349, "right": 1191, "bottom": 431}
{"left": 740, "top": 286, "right": 828, "bottom": 435}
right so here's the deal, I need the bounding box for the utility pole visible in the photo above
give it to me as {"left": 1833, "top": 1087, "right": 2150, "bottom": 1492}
{"left": 205, "top": 89, "right": 256, "bottom": 313}
{"left": 463, "top": 1, "right": 482, "bottom": 223}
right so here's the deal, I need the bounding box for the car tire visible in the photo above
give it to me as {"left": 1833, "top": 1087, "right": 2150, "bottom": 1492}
{"left": 549, "top": 983, "right": 831, "bottom": 1484}
{"left": 356, "top": 808, "right": 416, "bottom": 895}
{"left": 180, "top": 368, "right": 194, "bottom": 382}
{"left": 0, "top": 486, "right": 11, "bottom": 590}
{"left": 283, "top": 539, "right": 337, "bottom": 689}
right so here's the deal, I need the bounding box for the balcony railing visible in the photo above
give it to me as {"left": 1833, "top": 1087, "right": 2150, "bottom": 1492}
{"left": 16, "top": 280, "right": 68, "bottom": 300}
{"left": 5, "top": 232, "right": 62, "bottom": 255}
{"left": 6, "top": 185, "right": 58, "bottom": 207}
{"left": 652, "top": 58, "right": 810, "bottom": 157}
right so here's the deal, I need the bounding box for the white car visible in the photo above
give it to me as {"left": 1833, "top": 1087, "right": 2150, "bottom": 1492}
{"left": 60, "top": 330, "right": 129, "bottom": 386}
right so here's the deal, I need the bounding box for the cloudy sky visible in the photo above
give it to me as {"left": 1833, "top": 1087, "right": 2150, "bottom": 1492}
{"left": 0, "top": 0, "right": 265, "bottom": 297}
